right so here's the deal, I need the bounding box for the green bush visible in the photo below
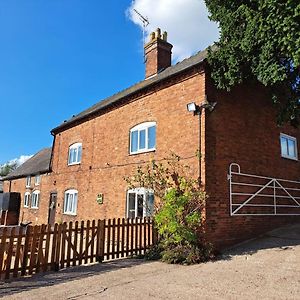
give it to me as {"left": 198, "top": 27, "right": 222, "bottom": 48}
{"left": 125, "top": 153, "right": 214, "bottom": 264}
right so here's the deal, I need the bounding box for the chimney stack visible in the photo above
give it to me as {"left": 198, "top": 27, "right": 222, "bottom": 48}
{"left": 144, "top": 28, "right": 173, "bottom": 79}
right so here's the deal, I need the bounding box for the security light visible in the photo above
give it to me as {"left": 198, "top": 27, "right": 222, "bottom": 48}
{"left": 187, "top": 102, "right": 197, "bottom": 112}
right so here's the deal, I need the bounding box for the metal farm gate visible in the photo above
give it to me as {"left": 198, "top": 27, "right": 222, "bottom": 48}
{"left": 228, "top": 163, "right": 300, "bottom": 216}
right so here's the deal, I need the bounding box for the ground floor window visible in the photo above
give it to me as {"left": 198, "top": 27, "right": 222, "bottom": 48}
{"left": 24, "top": 192, "right": 30, "bottom": 207}
{"left": 64, "top": 189, "right": 78, "bottom": 215}
{"left": 31, "top": 191, "right": 40, "bottom": 209}
{"left": 126, "top": 188, "right": 154, "bottom": 218}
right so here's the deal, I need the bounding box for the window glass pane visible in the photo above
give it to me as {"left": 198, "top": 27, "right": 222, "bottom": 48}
{"left": 148, "top": 126, "right": 156, "bottom": 149}
{"left": 131, "top": 131, "right": 138, "bottom": 153}
{"left": 78, "top": 145, "right": 82, "bottom": 162}
{"left": 139, "top": 130, "right": 146, "bottom": 149}
{"left": 128, "top": 193, "right": 136, "bottom": 218}
{"left": 281, "top": 137, "right": 288, "bottom": 156}
{"left": 137, "top": 194, "right": 144, "bottom": 218}
{"left": 288, "top": 139, "right": 296, "bottom": 158}
{"left": 145, "top": 193, "right": 154, "bottom": 216}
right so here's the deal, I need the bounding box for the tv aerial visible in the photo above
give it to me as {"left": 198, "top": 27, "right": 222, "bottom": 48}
{"left": 133, "top": 9, "right": 150, "bottom": 62}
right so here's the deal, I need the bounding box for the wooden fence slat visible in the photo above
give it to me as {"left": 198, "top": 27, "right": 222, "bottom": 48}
{"left": 90, "top": 220, "right": 96, "bottom": 263}
{"left": 121, "top": 218, "right": 125, "bottom": 258}
{"left": 13, "top": 227, "right": 24, "bottom": 278}
{"left": 116, "top": 218, "right": 120, "bottom": 258}
{"left": 139, "top": 218, "right": 142, "bottom": 255}
{"left": 79, "top": 221, "right": 84, "bottom": 265}
{"left": 85, "top": 220, "right": 90, "bottom": 264}
{"left": 126, "top": 218, "right": 129, "bottom": 256}
{"left": 143, "top": 217, "right": 146, "bottom": 251}
{"left": 73, "top": 221, "right": 79, "bottom": 266}
{"left": 50, "top": 224, "right": 58, "bottom": 271}
{"left": 5, "top": 227, "right": 15, "bottom": 279}
{"left": 130, "top": 218, "right": 134, "bottom": 256}
{"left": 54, "top": 224, "right": 62, "bottom": 271}
{"left": 147, "top": 218, "right": 151, "bottom": 248}
{"left": 28, "top": 225, "right": 39, "bottom": 275}
{"left": 135, "top": 218, "right": 138, "bottom": 255}
{"left": 0, "top": 227, "right": 8, "bottom": 279}
{"left": 66, "top": 222, "right": 73, "bottom": 267}
{"left": 106, "top": 219, "right": 111, "bottom": 260}
{"left": 111, "top": 218, "right": 116, "bottom": 260}
{"left": 36, "top": 224, "right": 46, "bottom": 274}
{"left": 43, "top": 224, "right": 51, "bottom": 272}
{"left": 60, "top": 223, "right": 67, "bottom": 269}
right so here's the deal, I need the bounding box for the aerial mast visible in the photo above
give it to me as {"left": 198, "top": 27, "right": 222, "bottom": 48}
{"left": 133, "top": 9, "right": 150, "bottom": 63}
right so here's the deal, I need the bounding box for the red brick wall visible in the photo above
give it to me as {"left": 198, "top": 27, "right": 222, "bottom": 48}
{"left": 3, "top": 174, "right": 52, "bottom": 225}
{"left": 205, "top": 79, "right": 300, "bottom": 248}
{"left": 49, "top": 68, "right": 206, "bottom": 224}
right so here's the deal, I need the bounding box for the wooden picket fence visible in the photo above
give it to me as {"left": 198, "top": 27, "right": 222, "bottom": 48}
{"left": 0, "top": 217, "right": 156, "bottom": 280}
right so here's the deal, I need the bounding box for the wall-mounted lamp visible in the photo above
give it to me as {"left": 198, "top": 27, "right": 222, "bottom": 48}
{"left": 187, "top": 97, "right": 217, "bottom": 115}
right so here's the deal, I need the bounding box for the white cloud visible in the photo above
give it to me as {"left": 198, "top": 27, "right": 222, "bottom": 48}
{"left": 9, "top": 155, "right": 33, "bottom": 167}
{"left": 127, "top": 0, "right": 219, "bottom": 61}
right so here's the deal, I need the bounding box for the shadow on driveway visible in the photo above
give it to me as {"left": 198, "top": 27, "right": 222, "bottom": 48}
{"left": 0, "top": 258, "right": 150, "bottom": 297}
{"left": 220, "top": 223, "right": 300, "bottom": 260}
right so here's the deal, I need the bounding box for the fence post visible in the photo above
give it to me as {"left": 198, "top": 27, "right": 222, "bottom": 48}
{"left": 96, "top": 219, "right": 105, "bottom": 262}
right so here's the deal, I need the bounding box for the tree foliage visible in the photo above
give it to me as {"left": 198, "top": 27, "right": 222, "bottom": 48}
{"left": 0, "top": 162, "right": 17, "bottom": 177}
{"left": 125, "top": 154, "right": 214, "bottom": 264}
{"left": 205, "top": 0, "right": 300, "bottom": 125}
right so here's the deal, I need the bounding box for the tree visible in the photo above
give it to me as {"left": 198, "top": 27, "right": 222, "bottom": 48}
{"left": 205, "top": 0, "right": 300, "bottom": 125}
{"left": 0, "top": 162, "right": 17, "bottom": 177}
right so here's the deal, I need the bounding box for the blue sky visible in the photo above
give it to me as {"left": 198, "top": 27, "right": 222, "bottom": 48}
{"left": 0, "top": 0, "right": 218, "bottom": 165}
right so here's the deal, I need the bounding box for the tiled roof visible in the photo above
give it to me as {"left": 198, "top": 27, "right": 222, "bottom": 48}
{"left": 51, "top": 48, "right": 208, "bottom": 134}
{"left": 3, "top": 148, "right": 52, "bottom": 180}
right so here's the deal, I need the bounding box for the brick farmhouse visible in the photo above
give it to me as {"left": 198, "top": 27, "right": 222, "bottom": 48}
{"left": 3, "top": 29, "right": 300, "bottom": 248}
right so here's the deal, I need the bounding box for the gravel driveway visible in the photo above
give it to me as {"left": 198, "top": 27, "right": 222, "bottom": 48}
{"left": 1, "top": 223, "right": 300, "bottom": 299}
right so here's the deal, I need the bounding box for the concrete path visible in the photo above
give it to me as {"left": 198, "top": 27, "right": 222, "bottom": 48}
{"left": 1, "top": 223, "right": 300, "bottom": 299}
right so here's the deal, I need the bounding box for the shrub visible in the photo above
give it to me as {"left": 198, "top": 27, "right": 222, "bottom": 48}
{"left": 125, "top": 153, "right": 214, "bottom": 264}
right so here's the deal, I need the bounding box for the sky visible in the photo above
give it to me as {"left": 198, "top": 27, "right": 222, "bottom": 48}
{"left": 0, "top": 0, "right": 219, "bottom": 165}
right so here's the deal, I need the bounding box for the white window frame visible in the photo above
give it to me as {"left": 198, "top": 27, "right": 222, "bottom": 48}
{"left": 24, "top": 192, "right": 30, "bottom": 208}
{"left": 129, "top": 122, "right": 156, "bottom": 154}
{"left": 31, "top": 190, "right": 40, "bottom": 209}
{"left": 26, "top": 176, "right": 31, "bottom": 188}
{"left": 126, "top": 188, "right": 154, "bottom": 218}
{"left": 68, "top": 143, "right": 82, "bottom": 165}
{"left": 64, "top": 189, "right": 78, "bottom": 215}
{"left": 35, "top": 174, "right": 41, "bottom": 186}
{"left": 280, "top": 133, "right": 298, "bottom": 161}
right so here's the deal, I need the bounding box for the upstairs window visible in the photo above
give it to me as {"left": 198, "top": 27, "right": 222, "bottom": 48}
{"left": 24, "top": 192, "right": 30, "bottom": 208}
{"left": 31, "top": 191, "right": 40, "bottom": 209}
{"left": 280, "top": 134, "right": 298, "bottom": 160}
{"left": 68, "top": 143, "right": 82, "bottom": 165}
{"left": 126, "top": 188, "right": 154, "bottom": 218}
{"left": 130, "top": 122, "right": 156, "bottom": 154}
{"left": 35, "top": 174, "right": 40, "bottom": 185}
{"left": 26, "top": 176, "right": 31, "bottom": 188}
{"left": 64, "top": 189, "right": 78, "bottom": 215}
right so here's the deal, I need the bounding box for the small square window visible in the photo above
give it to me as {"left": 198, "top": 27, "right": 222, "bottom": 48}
{"left": 280, "top": 134, "right": 298, "bottom": 160}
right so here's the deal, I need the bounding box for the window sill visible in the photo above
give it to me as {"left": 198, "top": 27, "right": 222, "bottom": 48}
{"left": 129, "top": 148, "right": 156, "bottom": 156}
{"left": 24, "top": 206, "right": 29, "bottom": 208}
{"left": 281, "top": 155, "right": 298, "bottom": 161}
{"left": 31, "top": 207, "right": 39, "bottom": 210}
{"left": 68, "top": 162, "right": 81, "bottom": 166}
{"left": 63, "top": 212, "right": 77, "bottom": 216}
